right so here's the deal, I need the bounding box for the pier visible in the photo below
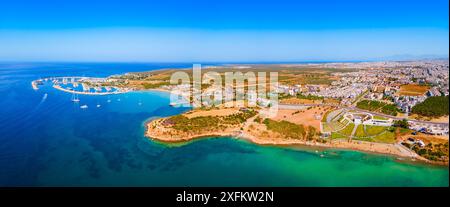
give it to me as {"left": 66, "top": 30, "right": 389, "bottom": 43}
{"left": 53, "top": 84, "right": 128, "bottom": 95}
{"left": 31, "top": 79, "right": 43, "bottom": 90}
{"left": 31, "top": 81, "right": 39, "bottom": 90}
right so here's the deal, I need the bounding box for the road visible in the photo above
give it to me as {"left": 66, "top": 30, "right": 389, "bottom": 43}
{"left": 278, "top": 103, "right": 449, "bottom": 127}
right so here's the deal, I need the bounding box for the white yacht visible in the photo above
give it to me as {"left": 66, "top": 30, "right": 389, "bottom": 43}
{"left": 71, "top": 92, "right": 80, "bottom": 102}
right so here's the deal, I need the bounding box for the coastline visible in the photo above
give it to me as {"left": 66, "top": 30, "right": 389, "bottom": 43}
{"left": 145, "top": 116, "right": 448, "bottom": 166}
{"left": 146, "top": 129, "right": 449, "bottom": 167}
{"left": 144, "top": 112, "right": 448, "bottom": 166}
{"left": 38, "top": 74, "right": 447, "bottom": 166}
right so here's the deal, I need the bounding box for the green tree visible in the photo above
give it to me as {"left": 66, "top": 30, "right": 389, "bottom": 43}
{"left": 393, "top": 119, "right": 409, "bottom": 128}
{"left": 411, "top": 96, "right": 449, "bottom": 117}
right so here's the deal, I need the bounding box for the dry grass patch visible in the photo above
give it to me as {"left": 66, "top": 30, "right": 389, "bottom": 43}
{"left": 398, "top": 84, "right": 430, "bottom": 96}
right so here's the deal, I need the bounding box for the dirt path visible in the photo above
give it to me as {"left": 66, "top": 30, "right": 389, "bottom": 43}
{"left": 350, "top": 124, "right": 358, "bottom": 139}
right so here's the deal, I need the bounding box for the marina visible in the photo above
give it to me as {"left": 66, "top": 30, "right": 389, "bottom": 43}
{"left": 31, "top": 76, "right": 132, "bottom": 95}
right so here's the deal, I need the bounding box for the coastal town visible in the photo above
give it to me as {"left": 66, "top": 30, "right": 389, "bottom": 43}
{"left": 142, "top": 60, "right": 449, "bottom": 165}
{"left": 33, "top": 60, "right": 449, "bottom": 164}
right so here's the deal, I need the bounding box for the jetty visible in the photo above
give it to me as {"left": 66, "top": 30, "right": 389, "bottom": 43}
{"left": 31, "top": 81, "right": 39, "bottom": 90}
{"left": 31, "top": 79, "right": 43, "bottom": 90}
{"left": 53, "top": 84, "right": 127, "bottom": 95}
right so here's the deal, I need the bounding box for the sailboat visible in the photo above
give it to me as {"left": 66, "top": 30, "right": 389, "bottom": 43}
{"left": 71, "top": 91, "right": 80, "bottom": 102}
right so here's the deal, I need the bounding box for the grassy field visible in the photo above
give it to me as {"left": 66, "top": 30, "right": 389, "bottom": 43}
{"left": 371, "top": 131, "right": 396, "bottom": 143}
{"left": 352, "top": 131, "right": 396, "bottom": 143}
{"left": 372, "top": 115, "right": 388, "bottom": 120}
{"left": 354, "top": 124, "right": 365, "bottom": 137}
{"left": 365, "top": 125, "right": 387, "bottom": 136}
{"left": 321, "top": 123, "right": 332, "bottom": 133}
{"left": 339, "top": 123, "right": 355, "bottom": 136}
{"left": 278, "top": 73, "right": 337, "bottom": 85}
{"left": 331, "top": 132, "right": 347, "bottom": 139}
{"left": 331, "top": 123, "right": 396, "bottom": 143}
{"left": 323, "top": 98, "right": 341, "bottom": 105}
{"left": 356, "top": 100, "right": 400, "bottom": 116}
{"left": 350, "top": 125, "right": 396, "bottom": 143}
{"left": 321, "top": 121, "right": 345, "bottom": 133}
{"left": 264, "top": 119, "right": 306, "bottom": 139}
{"left": 397, "top": 127, "right": 412, "bottom": 134}
{"left": 398, "top": 84, "right": 430, "bottom": 96}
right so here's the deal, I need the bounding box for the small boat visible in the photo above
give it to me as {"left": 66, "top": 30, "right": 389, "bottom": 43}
{"left": 117, "top": 98, "right": 121, "bottom": 101}
{"left": 107, "top": 99, "right": 111, "bottom": 103}
{"left": 71, "top": 92, "right": 80, "bottom": 102}
{"left": 96, "top": 104, "right": 101, "bottom": 108}
{"left": 80, "top": 105, "right": 88, "bottom": 109}
{"left": 42, "top": 93, "right": 48, "bottom": 100}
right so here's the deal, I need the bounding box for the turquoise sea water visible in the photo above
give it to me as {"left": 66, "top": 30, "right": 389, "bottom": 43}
{"left": 0, "top": 63, "right": 448, "bottom": 186}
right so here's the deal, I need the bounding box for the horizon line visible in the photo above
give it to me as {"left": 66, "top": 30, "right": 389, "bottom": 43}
{"left": 0, "top": 57, "right": 449, "bottom": 65}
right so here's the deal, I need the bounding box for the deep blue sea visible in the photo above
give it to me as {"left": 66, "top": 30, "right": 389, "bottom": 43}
{"left": 0, "top": 63, "right": 448, "bottom": 186}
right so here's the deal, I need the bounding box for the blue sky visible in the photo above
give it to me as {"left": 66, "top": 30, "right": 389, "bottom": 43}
{"left": 0, "top": 0, "right": 448, "bottom": 62}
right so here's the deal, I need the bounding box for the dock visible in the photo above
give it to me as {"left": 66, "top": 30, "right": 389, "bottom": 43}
{"left": 53, "top": 84, "right": 128, "bottom": 95}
